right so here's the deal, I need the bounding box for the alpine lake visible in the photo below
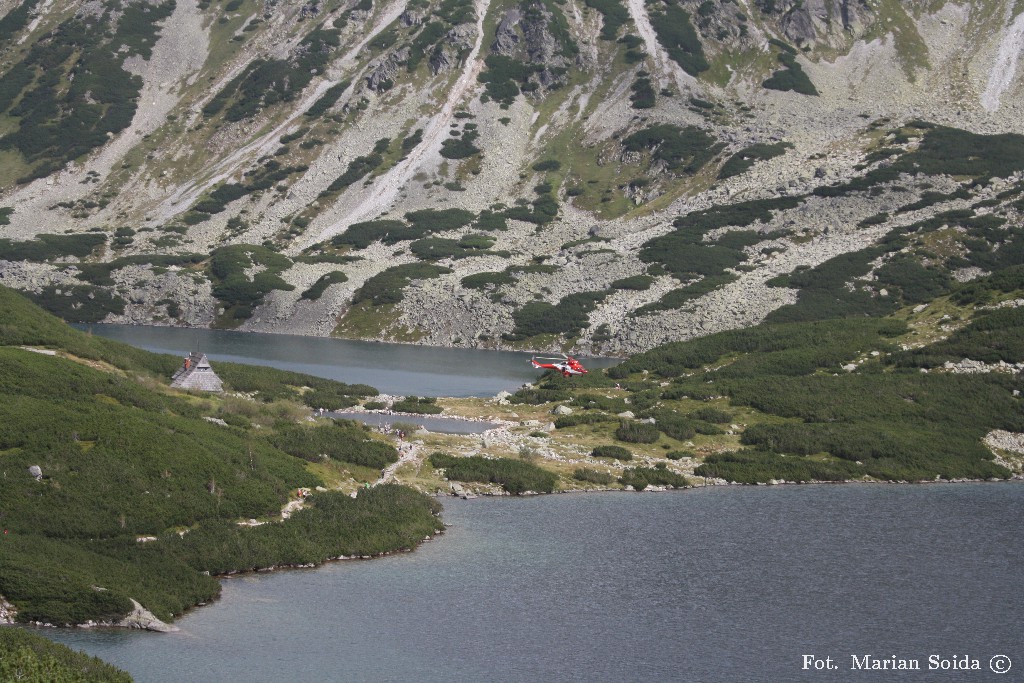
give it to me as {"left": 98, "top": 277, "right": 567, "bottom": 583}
{"left": 38, "top": 325, "right": 1023, "bottom": 682}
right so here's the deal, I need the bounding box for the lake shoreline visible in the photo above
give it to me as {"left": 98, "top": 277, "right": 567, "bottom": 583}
{"left": 4, "top": 525, "right": 449, "bottom": 633}
{"left": 39, "top": 485, "right": 1024, "bottom": 682}
{"left": 81, "top": 321, "right": 632, "bottom": 359}
{"left": 435, "top": 472, "right": 1024, "bottom": 499}
{"left": 12, "top": 477, "right": 1023, "bottom": 635}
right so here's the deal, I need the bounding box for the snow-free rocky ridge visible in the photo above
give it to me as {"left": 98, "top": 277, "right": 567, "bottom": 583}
{"left": 2, "top": 0, "right": 1024, "bottom": 355}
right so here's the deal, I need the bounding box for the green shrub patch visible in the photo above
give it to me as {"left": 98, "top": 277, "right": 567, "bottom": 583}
{"left": 508, "top": 290, "right": 610, "bottom": 340}
{"left": 429, "top": 452, "right": 557, "bottom": 494}
{"left": 269, "top": 421, "right": 398, "bottom": 469}
{"left": 301, "top": 271, "right": 348, "bottom": 300}
{"left": 762, "top": 45, "right": 818, "bottom": 96}
{"left": 648, "top": 2, "right": 708, "bottom": 76}
{"left": 718, "top": 142, "right": 792, "bottom": 179}
{"left": 591, "top": 444, "right": 633, "bottom": 460}
{"left": 621, "top": 124, "right": 723, "bottom": 174}
{"left": 615, "top": 420, "right": 660, "bottom": 443}
{"left": 352, "top": 263, "right": 452, "bottom": 305}
{"left": 572, "top": 467, "right": 615, "bottom": 485}
{"left": 0, "top": 626, "right": 132, "bottom": 682}
{"left": 619, "top": 464, "right": 688, "bottom": 489}
{"left": 208, "top": 245, "right": 294, "bottom": 324}
{"left": 0, "top": 233, "right": 106, "bottom": 262}
{"left": 0, "top": 1, "right": 174, "bottom": 182}
{"left": 391, "top": 396, "right": 444, "bottom": 414}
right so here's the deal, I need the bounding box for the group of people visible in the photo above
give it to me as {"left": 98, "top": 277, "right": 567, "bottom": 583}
{"left": 378, "top": 423, "right": 407, "bottom": 440}
{"left": 314, "top": 408, "right": 414, "bottom": 442}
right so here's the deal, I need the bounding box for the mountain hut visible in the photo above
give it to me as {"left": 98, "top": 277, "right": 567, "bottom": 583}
{"left": 170, "top": 352, "right": 223, "bottom": 392}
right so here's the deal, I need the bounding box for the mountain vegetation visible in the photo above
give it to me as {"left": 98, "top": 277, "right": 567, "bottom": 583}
{"left": 0, "top": 0, "right": 1021, "bottom": 495}
{"left": 0, "top": 286, "right": 443, "bottom": 627}
{"left": 3, "top": 5, "right": 1024, "bottom": 668}
{"left": 0, "top": 627, "right": 132, "bottom": 682}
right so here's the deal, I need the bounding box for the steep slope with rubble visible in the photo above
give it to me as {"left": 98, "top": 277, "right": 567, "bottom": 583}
{"left": 2, "top": 0, "right": 1024, "bottom": 354}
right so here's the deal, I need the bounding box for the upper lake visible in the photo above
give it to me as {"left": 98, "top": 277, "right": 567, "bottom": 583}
{"left": 74, "top": 324, "right": 618, "bottom": 397}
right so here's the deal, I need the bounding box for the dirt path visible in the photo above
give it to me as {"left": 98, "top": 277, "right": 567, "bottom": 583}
{"left": 280, "top": 497, "right": 306, "bottom": 519}
{"left": 376, "top": 440, "right": 422, "bottom": 485}
{"left": 981, "top": 10, "right": 1024, "bottom": 111}
{"left": 306, "top": 0, "right": 492, "bottom": 247}
{"left": 156, "top": 0, "right": 409, "bottom": 223}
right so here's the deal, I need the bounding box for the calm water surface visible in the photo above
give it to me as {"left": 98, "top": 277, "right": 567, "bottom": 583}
{"left": 328, "top": 411, "right": 497, "bottom": 434}
{"left": 44, "top": 484, "right": 1023, "bottom": 682}
{"left": 74, "top": 324, "right": 617, "bottom": 397}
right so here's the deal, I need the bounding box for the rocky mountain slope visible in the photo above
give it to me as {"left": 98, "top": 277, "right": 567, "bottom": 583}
{"left": 2, "top": 0, "right": 1024, "bottom": 354}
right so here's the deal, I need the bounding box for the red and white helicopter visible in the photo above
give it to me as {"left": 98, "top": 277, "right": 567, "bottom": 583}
{"left": 530, "top": 354, "right": 588, "bottom": 377}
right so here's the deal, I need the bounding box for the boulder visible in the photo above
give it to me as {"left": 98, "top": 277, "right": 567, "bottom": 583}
{"left": 492, "top": 9, "right": 522, "bottom": 55}
{"left": 0, "top": 595, "right": 16, "bottom": 624}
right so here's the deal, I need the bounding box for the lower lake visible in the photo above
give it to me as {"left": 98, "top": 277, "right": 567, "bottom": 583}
{"left": 73, "top": 324, "right": 618, "bottom": 397}
{"left": 43, "top": 483, "right": 1024, "bottom": 682}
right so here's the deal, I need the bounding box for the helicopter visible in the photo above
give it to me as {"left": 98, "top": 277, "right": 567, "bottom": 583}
{"left": 530, "top": 354, "right": 588, "bottom": 377}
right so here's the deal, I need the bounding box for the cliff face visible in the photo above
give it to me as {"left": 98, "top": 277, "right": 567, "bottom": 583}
{"left": 759, "top": 0, "right": 873, "bottom": 47}
{"left": 1, "top": 0, "right": 1024, "bottom": 354}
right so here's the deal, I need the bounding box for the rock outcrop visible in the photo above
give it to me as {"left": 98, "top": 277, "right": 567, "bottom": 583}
{"left": 430, "top": 24, "right": 476, "bottom": 74}
{"left": 116, "top": 598, "right": 179, "bottom": 633}
{"left": 778, "top": 0, "right": 872, "bottom": 47}
{"left": 0, "top": 595, "right": 16, "bottom": 624}
{"left": 490, "top": 0, "right": 574, "bottom": 92}
{"left": 366, "top": 47, "right": 411, "bottom": 91}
